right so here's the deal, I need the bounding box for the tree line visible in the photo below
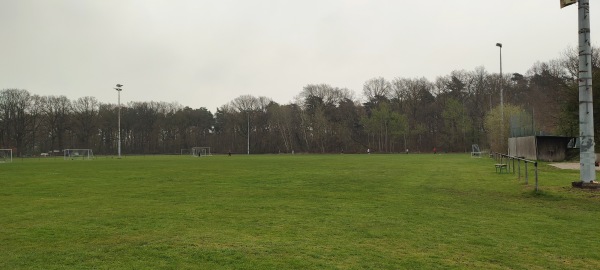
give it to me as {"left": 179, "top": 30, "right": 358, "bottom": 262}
{"left": 2, "top": 47, "right": 599, "bottom": 156}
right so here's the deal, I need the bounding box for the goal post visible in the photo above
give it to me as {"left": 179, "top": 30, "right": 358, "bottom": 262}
{"left": 191, "top": 147, "right": 211, "bottom": 157}
{"left": 64, "top": 149, "right": 94, "bottom": 160}
{"left": 0, "top": 149, "right": 13, "bottom": 163}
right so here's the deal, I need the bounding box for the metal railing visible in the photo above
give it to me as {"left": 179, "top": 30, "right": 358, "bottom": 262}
{"left": 490, "top": 152, "right": 539, "bottom": 192}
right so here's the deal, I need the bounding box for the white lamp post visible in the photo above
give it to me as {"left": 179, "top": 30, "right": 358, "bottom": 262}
{"left": 115, "top": 84, "right": 123, "bottom": 158}
{"left": 496, "top": 43, "right": 504, "bottom": 151}
{"left": 247, "top": 111, "right": 250, "bottom": 155}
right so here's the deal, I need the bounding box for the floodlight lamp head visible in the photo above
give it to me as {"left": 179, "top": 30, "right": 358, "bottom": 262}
{"left": 116, "top": 84, "right": 123, "bottom": 87}
{"left": 560, "top": 0, "right": 577, "bottom": 9}
{"left": 496, "top": 43, "right": 502, "bottom": 48}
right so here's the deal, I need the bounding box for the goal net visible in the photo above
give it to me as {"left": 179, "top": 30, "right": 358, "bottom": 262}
{"left": 64, "top": 149, "right": 94, "bottom": 160}
{"left": 192, "top": 147, "right": 211, "bottom": 157}
{"left": 471, "top": 144, "right": 482, "bottom": 158}
{"left": 0, "top": 149, "right": 12, "bottom": 163}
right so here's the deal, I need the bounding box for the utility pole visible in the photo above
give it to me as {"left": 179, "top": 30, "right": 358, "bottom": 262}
{"left": 115, "top": 84, "right": 123, "bottom": 159}
{"left": 496, "top": 43, "right": 504, "bottom": 152}
{"left": 577, "top": 0, "right": 596, "bottom": 183}
{"left": 247, "top": 112, "right": 250, "bottom": 155}
{"left": 563, "top": 0, "right": 596, "bottom": 184}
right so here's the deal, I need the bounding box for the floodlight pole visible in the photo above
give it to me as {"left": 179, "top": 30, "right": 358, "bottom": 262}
{"left": 496, "top": 43, "right": 504, "bottom": 152}
{"left": 247, "top": 112, "right": 250, "bottom": 155}
{"left": 577, "top": 0, "right": 596, "bottom": 183}
{"left": 115, "top": 84, "right": 123, "bottom": 159}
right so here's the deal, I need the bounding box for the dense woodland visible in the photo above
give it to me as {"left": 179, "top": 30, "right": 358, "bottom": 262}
{"left": 2, "top": 47, "right": 600, "bottom": 156}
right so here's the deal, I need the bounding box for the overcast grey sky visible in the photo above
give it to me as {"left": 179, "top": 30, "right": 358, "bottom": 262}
{"left": 0, "top": 0, "right": 596, "bottom": 111}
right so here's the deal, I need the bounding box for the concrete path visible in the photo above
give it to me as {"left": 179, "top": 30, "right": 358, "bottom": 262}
{"left": 549, "top": 163, "right": 600, "bottom": 170}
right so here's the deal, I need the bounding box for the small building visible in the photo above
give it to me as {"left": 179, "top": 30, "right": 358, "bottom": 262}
{"left": 508, "top": 136, "right": 572, "bottom": 162}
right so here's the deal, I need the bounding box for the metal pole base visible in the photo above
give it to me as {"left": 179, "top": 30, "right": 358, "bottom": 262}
{"left": 572, "top": 181, "right": 600, "bottom": 189}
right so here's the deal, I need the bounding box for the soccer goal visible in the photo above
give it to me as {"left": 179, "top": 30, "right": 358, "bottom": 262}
{"left": 64, "top": 149, "right": 94, "bottom": 160}
{"left": 0, "top": 149, "right": 13, "bottom": 163}
{"left": 192, "top": 147, "right": 212, "bottom": 157}
{"left": 471, "top": 144, "right": 482, "bottom": 158}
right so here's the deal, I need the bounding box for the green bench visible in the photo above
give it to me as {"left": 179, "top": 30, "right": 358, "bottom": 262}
{"left": 495, "top": 164, "right": 508, "bottom": 173}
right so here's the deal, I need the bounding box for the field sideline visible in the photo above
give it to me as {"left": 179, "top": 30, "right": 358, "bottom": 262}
{"left": 1, "top": 154, "right": 599, "bottom": 269}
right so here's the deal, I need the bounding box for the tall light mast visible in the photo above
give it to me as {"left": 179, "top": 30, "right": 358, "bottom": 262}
{"left": 562, "top": 0, "right": 596, "bottom": 184}
{"left": 115, "top": 84, "right": 123, "bottom": 159}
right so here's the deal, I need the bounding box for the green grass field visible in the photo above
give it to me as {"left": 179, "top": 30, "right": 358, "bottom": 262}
{"left": 1, "top": 154, "right": 599, "bottom": 269}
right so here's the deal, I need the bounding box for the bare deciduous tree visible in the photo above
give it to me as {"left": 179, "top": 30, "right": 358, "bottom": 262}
{"left": 363, "top": 77, "right": 391, "bottom": 103}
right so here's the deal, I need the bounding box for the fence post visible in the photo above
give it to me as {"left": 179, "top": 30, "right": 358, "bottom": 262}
{"left": 518, "top": 160, "right": 521, "bottom": 181}
{"left": 534, "top": 162, "right": 539, "bottom": 192}
{"left": 512, "top": 158, "right": 515, "bottom": 174}
{"left": 525, "top": 162, "right": 529, "bottom": 185}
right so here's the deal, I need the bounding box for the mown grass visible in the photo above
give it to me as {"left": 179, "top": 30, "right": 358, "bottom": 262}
{"left": 1, "top": 154, "right": 599, "bottom": 269}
